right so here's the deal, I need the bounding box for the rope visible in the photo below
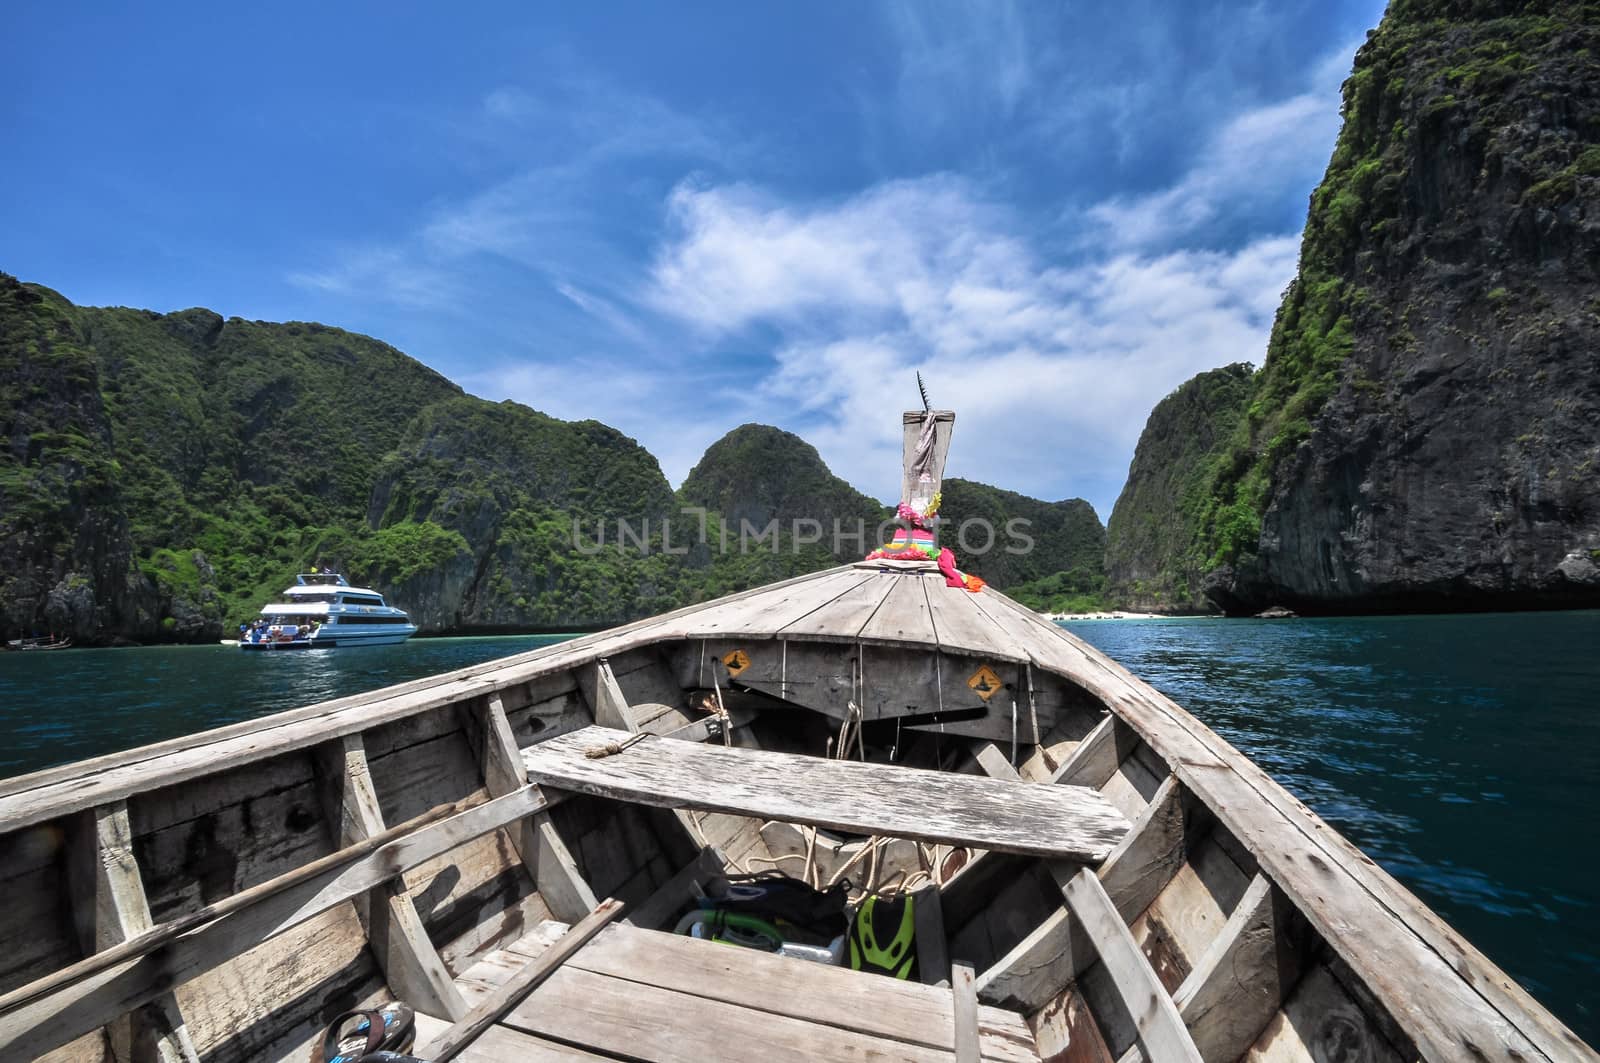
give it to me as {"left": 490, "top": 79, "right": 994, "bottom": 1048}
{"left": 710, "top": 672, "right": 732, "bottom": 746}
{"left": 583, "top": 731, "right": 653, "bottom": 759}
{"left": 836, "top": 700, "right": 865, "bottom": 761}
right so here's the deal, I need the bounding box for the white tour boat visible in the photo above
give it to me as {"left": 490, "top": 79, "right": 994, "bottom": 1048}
{"left": 239, "top": 572, "right": 418, "bottom": 650}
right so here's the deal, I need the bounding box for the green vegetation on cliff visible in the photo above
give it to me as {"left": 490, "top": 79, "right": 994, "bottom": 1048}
{"left": 938, "top": 479, "right": 1107, "bottom": 611}
{"left": 3, "top": 277, "right": 1110, "bottom": 640}
{"left": 1120, "top": 0, "right": 1600, "bottom": 614}
{"left": 1104, "top": 365, "right": 1254, "bottom": 611}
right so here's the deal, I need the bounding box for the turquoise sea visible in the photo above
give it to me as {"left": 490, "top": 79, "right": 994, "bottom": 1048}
{"left": 0, "top": 613, "right": 1595, "bottom": 1043}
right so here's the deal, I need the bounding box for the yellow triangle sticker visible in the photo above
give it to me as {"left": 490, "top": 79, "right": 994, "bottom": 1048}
{"left": 967, "top": 664, "right": 1003, "bottom": 701}
{"left": 722, "top": 648, "right": 751, "bottom": 677}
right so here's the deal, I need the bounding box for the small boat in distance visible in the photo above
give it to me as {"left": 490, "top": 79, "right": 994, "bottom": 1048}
{"left": 3, "top": 635, "right": 72, "bottom": 651}
{"left": 239, "top": 571, "right": 418, "bottom": 650}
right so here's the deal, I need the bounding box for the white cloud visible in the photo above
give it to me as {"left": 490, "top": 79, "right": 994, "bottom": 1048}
{"left": 645, "top": 174, "right": 1299, "bottom": 517}
{"left": 1085, "top": 37, "right": 1360, "bottom": 250}
{"left": 285, "top": 247, "right": 461, "bottom": 312}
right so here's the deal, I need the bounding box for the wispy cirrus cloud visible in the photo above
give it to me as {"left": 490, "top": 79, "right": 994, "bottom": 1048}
{"left": 286, "top": 68, "right": 737, "bottom": 326}
{"left": 1086, "top": 39, "right": 1361, "bottom": 250}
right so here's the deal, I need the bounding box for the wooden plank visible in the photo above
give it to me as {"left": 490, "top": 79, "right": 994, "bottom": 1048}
{"left": 443, "top": 1023, "right": 614, "bottom": 1063}
{"left": 572, "top": 664, "right": 719, "bottom": 896}
{"left": 778, "top": 573, "right": 899, "bottom": 640}
{"left": 0, "top": 675, "right": 502, "bottom": 833}
{"left": 902, "top": 409, "right": 955, "bottom": 504}
{"left": 424, "top": 897, "right": 625, "bottom": 1063}
{"left": 1061, "top": 870, "right": 1201, "bottom": 1063}
{"left": 455, "top": 922, "right": 573, "bottom": 1007}
{"left": 924, "top": 582, "right": 1019, "bottom": 660}
{"left": 914, "top": 884, "right": 952, "bottom": 989}
{"left": 1243, "top": 963, "right": 1406, "bottom": 1063}
{"left": 857, "top": 574, "right": 939, "bottom": 645}
{"left": 627, "top": 846, "right": 726, "bottom": 931}
{"left": 1050, "top": 713, "right": 1134, "bottom": 788}
{"left": 69, "top": 803, "right": 200, "bottom": 1063}
{"left": 475, "top": 696, "right": 598, "bottom": 924}
{"left": 1168, "top": 874, "right": 1304, "bottom": 1063}
{"left": 964, "top": 589, "right": 1074, "bottom": 667}
{"left": 978, "top": 776, "right": 1185, "bottom": 1011}
{"left": 535, "top": 922, "right": 1038, "bottom": 1063}
{"left": 981, "top": 586, "right": 1588, "bottom": 1063}
{"left": 312, "top": 736, "right": 468, "bottom": 1020}
{"left": 578, "top": 661, "right": 631, "bottom": 731}
{"left": 952, "top": 962, "right": 980, "bottom": 1063}
{"left": 973, "top": 743, "right": 1021, "bottom": 782}
{"left": 506, "top": 963, "right": 956, "bottom": 1063}
{"left": 0, "top": 785, "right": 556, "bottom": 1059}
{"left": 524, "top": 726, "right": 1130, "bottom": 862}
{"left": 1132, "top": 836, "right": 1251, "bottom": 982}
{"left": 1032, "top": 987, "right": 1115, "bottom": 1063}
{"left": 530, "top": 817, "right": 601, "bottom": 924}
{"left": 684, "top": 569, "right": 874, "bottom": 638}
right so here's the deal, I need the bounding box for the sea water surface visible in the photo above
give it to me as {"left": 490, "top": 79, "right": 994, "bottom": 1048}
{"left": 0, "top": 614, "right": 1596, "bottom": 1042}
{"left": 1060, "top": 611, "right": 1599, "bottom": 1045}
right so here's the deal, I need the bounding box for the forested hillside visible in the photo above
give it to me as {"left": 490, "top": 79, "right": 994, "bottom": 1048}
{"left": 0, "top": 275, "right": 1109, "bottom": 642}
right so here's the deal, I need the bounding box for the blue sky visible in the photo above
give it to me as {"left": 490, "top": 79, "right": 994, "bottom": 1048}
{"left": 2, "top": 1, "right": 1388, "bottom": 520}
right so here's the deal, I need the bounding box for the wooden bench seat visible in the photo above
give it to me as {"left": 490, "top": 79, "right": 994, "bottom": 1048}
{"left": 430, "top": 920, "right": 1040, "bottom": 1063}
{"left": 522, "top": 725, "right": 1131, "bottom": 863}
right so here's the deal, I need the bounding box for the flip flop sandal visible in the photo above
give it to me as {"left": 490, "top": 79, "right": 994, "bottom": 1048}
{"left": 317, "top": 1003, "right": 417, "bottom": 1063}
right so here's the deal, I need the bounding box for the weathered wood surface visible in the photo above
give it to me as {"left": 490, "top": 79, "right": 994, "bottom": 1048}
{"left": 924, "top": 582, "right": 1023, "bottom": 660}
{"left": 684, "top": 569, "right": 875, "bottom": 638}
{"left": 312, "top": 735, "right": 467, "bottom": 1020}
{"left": 978, "top": 776, "right": 1186, "bottom": 1012}
{"left": 627, "top": 846, "right": 726, "bottom": 931}
{"left": 523, "top": 726, "right": 1131, "bottom": 862}
{"left": 0, "top": 557, "right": 1584, "bottom": 1061}
{"left": 952, "top": 962, "right": 981, "bottom": 1063}
{"left": 425, "top": 898, "right": 624, "bottom": 1063}
{"left": 858, "top": 573, "right": 939, "bottom": 645}
{"left": 435, "top": 1022, "right": 613, "bottom": 1063}
{"left": 902, "top": 409, "right": 955, "bottom": 504}
{"left": 474, "top": 695, "right": 598, "bottom": 924}
{"left": 70, "top": 803, "right": 200, "bottom": 1063}
{"left": 0, "top": 793, "right": 481, "bottom": 1020}
{"left": 976, "top": 588, "right": 1592, "bottom": 1063}
{"left": 1243, "top": 962, "right": 1406, "bottom": 1063}
{"left": 1155, "top": 874, "right": 1303, "bottom": 1063}
{"left": 1062, "top": 870, "right": 1202, "bottom": 1063}
{"left": 494, "top": 920, "right": 1037, "bottom": 1063}
{"left": 973, "top": 742, "right": 1021, "bottom": 782}
{"left": 778, "top": 574, "right": 900, "bottom": 640}
{"left": 0, "top": 785, "right": 556, "bottom": 1059}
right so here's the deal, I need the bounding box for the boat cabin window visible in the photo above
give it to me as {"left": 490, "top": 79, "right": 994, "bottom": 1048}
{"left": 338, "top": 594, "right": 384, "bottom": 606}
{"left": 288, "top": 593, "right": 338, "bottom": 604}
{"left": 333, "top": 613, "right": 409, "bottom": 624}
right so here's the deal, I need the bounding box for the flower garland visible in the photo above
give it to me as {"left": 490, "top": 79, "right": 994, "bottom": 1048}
{"left": 865, "top": 490, "right": 983, "bottom": 592}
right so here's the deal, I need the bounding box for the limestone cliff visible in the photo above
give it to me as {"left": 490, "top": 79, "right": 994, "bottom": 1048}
{"left": 1104, "top": 366, "right": 1254, "bottom": 612}
{"left": 1124, "top": 0, "right": 1600, "bottom": 614}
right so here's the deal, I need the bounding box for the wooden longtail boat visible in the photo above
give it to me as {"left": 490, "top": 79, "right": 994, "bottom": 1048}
{"left": 0, "top": 410, "right": 1592, "bottom": 1063}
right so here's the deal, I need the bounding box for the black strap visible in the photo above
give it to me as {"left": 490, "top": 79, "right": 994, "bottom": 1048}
{"left": 322, "top": 1009, "right": 385, "bottom": 1062}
